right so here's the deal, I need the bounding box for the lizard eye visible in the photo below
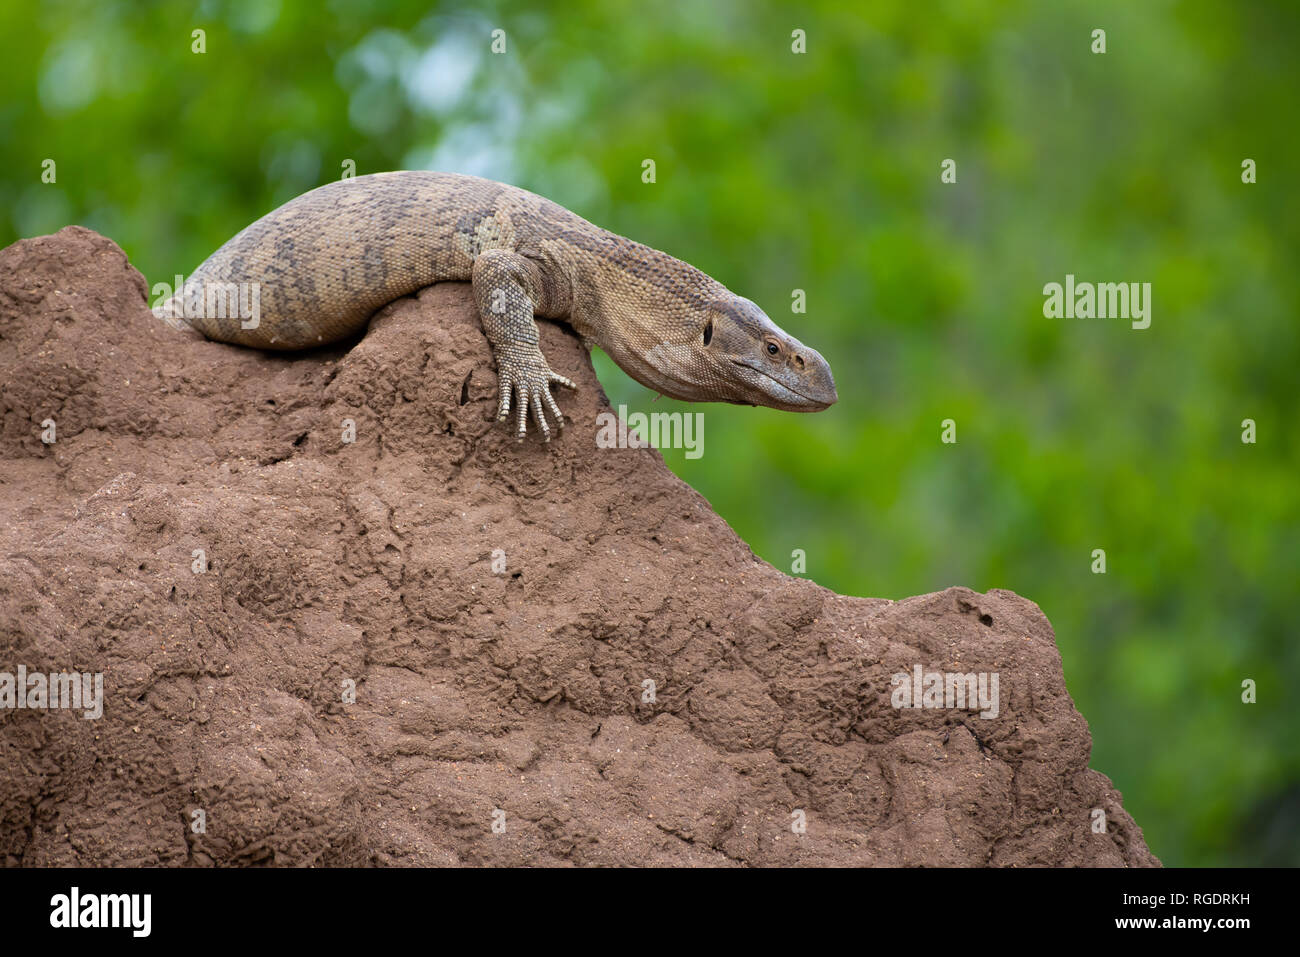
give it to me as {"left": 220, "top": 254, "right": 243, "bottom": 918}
{"left": 702, "top": 318, "right": 713, "bottom": 346}
{"left": 766, "top": 341, "right": 779, "bottom": 356}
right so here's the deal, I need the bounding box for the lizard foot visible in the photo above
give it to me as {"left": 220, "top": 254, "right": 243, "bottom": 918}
{"left": 495, "top": 352, "right": 577, "bottom": 443}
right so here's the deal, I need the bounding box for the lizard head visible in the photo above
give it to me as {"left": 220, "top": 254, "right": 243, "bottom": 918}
{"left": 648, "top": 294, "right": 837, "bottom": 411}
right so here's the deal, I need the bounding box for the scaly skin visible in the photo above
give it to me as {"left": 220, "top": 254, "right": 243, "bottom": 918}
{"left": 155, "top": 171, "right": 837, "bottom": 441}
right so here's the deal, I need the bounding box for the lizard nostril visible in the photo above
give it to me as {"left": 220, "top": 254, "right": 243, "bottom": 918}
{"left": 794, "top": 354, "right": 805, "bottom": 369}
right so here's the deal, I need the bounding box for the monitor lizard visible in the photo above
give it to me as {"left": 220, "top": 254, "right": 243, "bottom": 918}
{"left": 154, "top": 170, "right": 838, "bottom": 442}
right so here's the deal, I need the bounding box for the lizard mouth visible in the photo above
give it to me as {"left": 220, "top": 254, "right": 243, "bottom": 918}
{"left": 730, "top": 360, "right": 835, "bottom": 410}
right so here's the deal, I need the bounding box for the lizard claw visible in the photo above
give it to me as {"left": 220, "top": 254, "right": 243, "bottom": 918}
{"left": 495, "top": 354, "right": 576, "bottom": 443}
{"left": 529, "top": 389, "right": 552, "bottom": 443}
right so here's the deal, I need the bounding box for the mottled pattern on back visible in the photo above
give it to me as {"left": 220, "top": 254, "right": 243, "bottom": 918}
{"left": 155, "top": 170, "right": 836, "bottom": 441}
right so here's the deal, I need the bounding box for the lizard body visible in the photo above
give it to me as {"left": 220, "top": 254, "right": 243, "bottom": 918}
{"left": 155, "top": 171, "right": 837, "bottom": 440}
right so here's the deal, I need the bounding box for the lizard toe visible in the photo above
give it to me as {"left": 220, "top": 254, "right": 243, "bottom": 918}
{"left": 549, "top": 371, "right": 577, "bottom": 391}
{"left": 496, "top": 376, "right": 513, "bottom": 421}
{"left": 541, "top": 387, "right": 565, "bottom": 429}
{"left": 515, "top": 384, "right": 530, "bottom": 440}
{"left": 530, "top": 390, "right": 553, "bottom": 443}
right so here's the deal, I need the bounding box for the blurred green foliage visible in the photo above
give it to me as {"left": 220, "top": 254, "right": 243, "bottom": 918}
{"left": 3, "top": 0, "right": 1296, "bottom": 866}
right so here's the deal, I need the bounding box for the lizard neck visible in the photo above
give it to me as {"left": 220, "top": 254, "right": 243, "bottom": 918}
{"left": 566, "top": 233, "right": 723, "bottom": 386}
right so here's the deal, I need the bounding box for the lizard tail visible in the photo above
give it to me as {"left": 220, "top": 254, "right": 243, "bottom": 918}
{"left": 151, "top": 295, "right": 205, "bottom": 340}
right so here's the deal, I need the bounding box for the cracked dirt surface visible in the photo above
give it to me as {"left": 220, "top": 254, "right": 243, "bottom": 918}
{"left": 0, "top": 227, "right": 1158, "bottom": 866}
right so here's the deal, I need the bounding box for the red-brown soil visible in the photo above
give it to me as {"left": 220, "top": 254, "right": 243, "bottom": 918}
{"left": 0, "top": 227, "right": 1158, "bottom": 866}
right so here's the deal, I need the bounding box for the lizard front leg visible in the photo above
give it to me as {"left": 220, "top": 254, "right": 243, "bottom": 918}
{"left": 471, "top": 249, "right": 576, "bottom": 443}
